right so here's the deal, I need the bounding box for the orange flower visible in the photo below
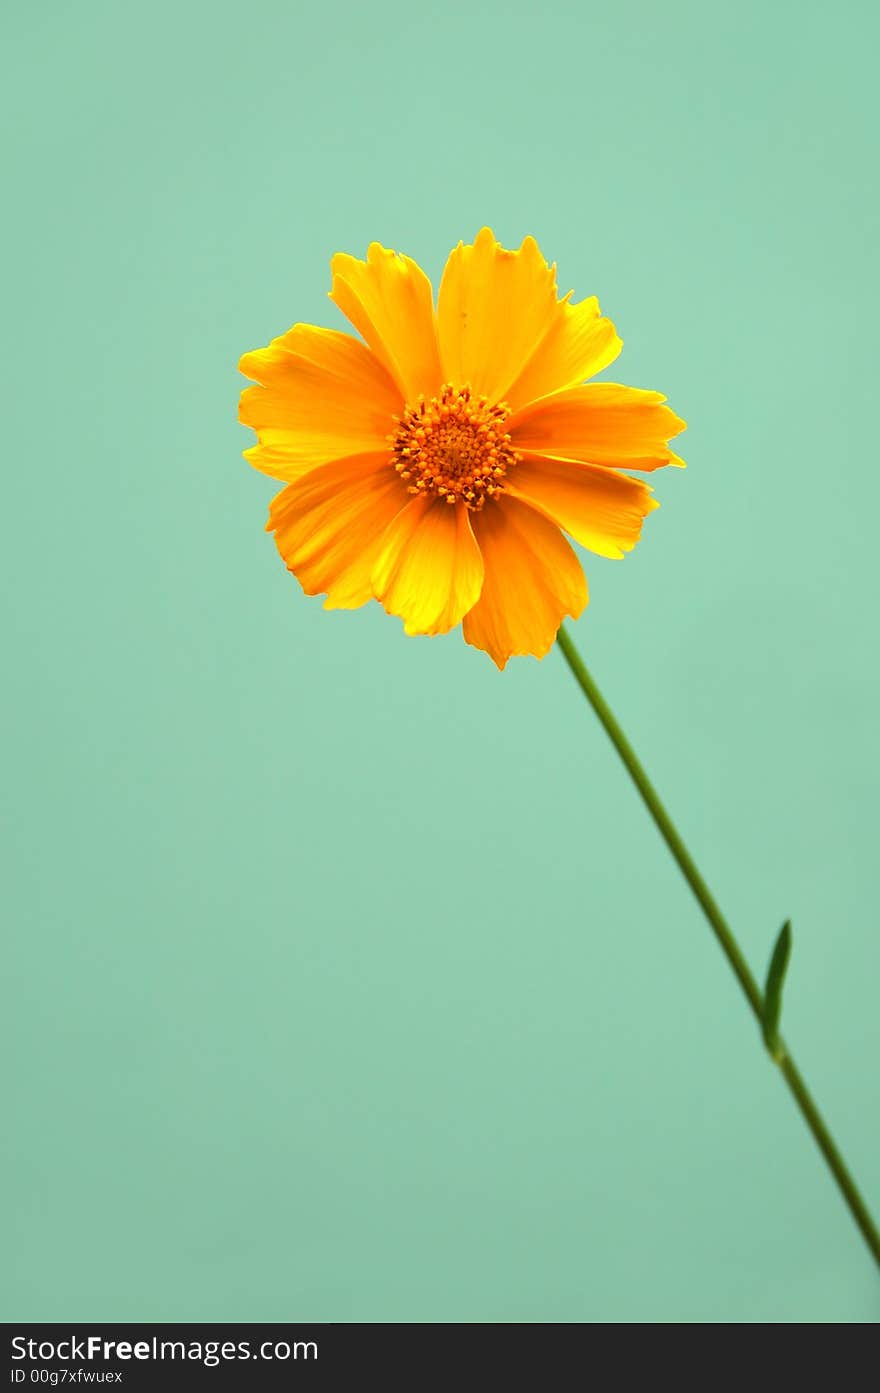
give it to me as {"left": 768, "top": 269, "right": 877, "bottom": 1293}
{"left": 239, "top": 229, "right": 685, "bottom": 668}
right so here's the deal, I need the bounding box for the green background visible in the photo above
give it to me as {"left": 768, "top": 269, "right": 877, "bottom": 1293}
{"left": 4, "top": 0, "right": 879, "bottom": 1323}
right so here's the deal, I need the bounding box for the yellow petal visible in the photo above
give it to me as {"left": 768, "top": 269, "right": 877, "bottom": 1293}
{"left": 330, "top": 243, "right": 443, "bottom": 403}
{"left": 504, "top": 294, "right": 622, "bottom": 414}
{"left": 437, "top": 228, "right": 559, "bottom": 404}
{"left": 506, "top": 454, "right": 658, "bottom": 559}
{"left": 371, "top": 494, "right": 484, "bottom": 636}
{"left": 268, "top": 454, "right": 407, "bottom": 610}
{"left": 510, "top": 382, "right": 686, "bottom": 472}
{"left": 239, "top": 324, "right": 401, "bottom": 483}
{"left": 463, "top": 497, "right": 588, "bottom": 669}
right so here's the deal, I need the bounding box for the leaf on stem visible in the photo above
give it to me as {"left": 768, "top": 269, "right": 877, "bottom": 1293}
{"left": 763, "top": 919, "right": 792, "bottom": 1061}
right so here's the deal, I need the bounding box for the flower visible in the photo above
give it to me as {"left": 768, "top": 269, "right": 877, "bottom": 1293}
{"left": 239, "top": 229, "right": 685, "bottom": 669}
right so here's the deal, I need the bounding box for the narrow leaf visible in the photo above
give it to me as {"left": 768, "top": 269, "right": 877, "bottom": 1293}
{"left": 763, "top": 919, "right": 792, "bottom": 1060}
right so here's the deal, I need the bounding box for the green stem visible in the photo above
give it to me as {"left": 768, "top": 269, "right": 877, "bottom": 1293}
{"left": 556, "top": 622, "right": 880, "bottom": 1268}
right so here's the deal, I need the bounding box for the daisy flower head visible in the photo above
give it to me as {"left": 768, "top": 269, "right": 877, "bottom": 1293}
{"left": 239, "top": 229, "right": 685, "bottom": 668}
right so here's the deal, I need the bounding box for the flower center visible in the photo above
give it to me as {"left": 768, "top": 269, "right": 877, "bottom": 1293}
{"left": 391, "top": 384, "right": 519, "bottom": 510}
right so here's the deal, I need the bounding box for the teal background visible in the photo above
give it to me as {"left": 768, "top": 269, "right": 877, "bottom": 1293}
{"left": 4, "top": 0, "right": 879, "bottom": 1323}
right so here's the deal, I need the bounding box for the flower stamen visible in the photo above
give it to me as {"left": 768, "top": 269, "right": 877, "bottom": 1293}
{"left": 390, "top": 384, "right": 519, "bottom": 510}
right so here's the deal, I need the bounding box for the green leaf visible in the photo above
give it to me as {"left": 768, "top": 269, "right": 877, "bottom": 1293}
{"left": 763, "top": 919, "right": 792, "bottom": 1061}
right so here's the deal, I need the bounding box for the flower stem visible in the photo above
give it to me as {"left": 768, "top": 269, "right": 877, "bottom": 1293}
{"left": 556, "top": 622, "right": 880, "bottom": 1268}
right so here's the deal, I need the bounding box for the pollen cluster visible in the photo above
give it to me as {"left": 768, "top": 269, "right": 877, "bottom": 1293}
{"left": 390, "top": 384, "right": 519, "bottom": 510}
